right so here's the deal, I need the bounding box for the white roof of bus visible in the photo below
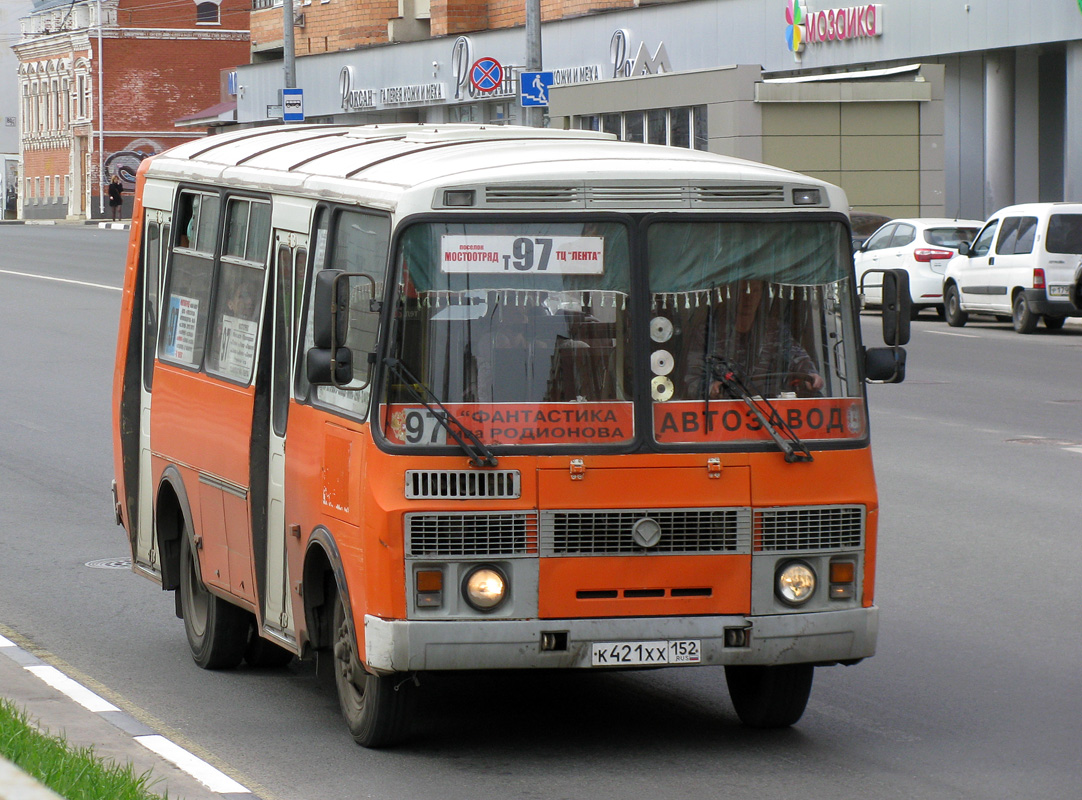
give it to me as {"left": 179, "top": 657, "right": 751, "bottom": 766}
{"left": 145, "top": 124, "right": 845, "bottom": 215}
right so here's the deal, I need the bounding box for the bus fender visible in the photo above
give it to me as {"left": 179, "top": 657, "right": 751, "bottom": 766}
{"left": 303, "top": 527, "right": 353, "bottom": 654}
{"left": 155, "top": 464, "right": 195, "bottom": 594}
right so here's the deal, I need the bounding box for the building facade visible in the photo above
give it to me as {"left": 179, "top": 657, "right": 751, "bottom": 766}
{"left": 233, "top": 0, "right": 1082, "bottom": 222}
{"left": 13, "top": 0, "right": 250, "bottom": 220}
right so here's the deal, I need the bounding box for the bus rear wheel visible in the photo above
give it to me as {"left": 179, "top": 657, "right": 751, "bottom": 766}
{"left": 725, "top": 663, "right": 814, "bottom": 728}
{"left": 179, "top": 532, "right": 248, "bottom": 670}
{"left": 332, "top": 590, "right": 412, "bottom": 747}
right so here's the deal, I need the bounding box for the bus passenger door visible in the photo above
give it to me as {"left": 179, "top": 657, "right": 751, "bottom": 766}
{"left": 136, "top": 211, "right": 169, "bottom": 575}
{"left": 263, "top": 233, "right": 307, "bottom": 643}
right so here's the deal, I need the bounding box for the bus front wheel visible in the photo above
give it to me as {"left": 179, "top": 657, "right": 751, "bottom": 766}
{"left": 179, "top": 532, "right": 248, "bottom": 670}
{"left": 725, "top": 663, "right": 814, "bottom": 728}
{"left": 332, "top": 591, "right": 413, "bottom": 747}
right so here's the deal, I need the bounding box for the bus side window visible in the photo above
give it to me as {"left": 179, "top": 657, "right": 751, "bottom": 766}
{"left": 159, "top": 190, "right": 220, "bottom": 369}
{"left": 298, "top": 206, "right": 389, "bottom": 418}
{"left": 205, "top": 197, "right": 271, "bottom": 384}
{"left": 142, "top": 219, "right": 163, "bottom": 391}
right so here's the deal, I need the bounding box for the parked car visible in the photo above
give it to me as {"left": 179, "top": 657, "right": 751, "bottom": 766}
{"left": 854, "top": 218, "right": 983, "bottom": 318}
{"left": 850, "top": 212, "right": 893, "bottom": 252}
{"left": 943, "top": 202, "right": 1082, "bottom": 333}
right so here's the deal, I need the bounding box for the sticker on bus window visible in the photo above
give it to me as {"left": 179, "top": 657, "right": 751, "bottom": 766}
{"left": 441, "top": 236, "right": 605, "bottom": 274}
{"left": 218, "top": 315, "right": 258, "bottom": 381}
{"left": 385, "top": 402, "right": 634, "bottom": 446}
{"left": 162, "top": 295, "right": 199, "bottom": 362}
{"left": 652, "top": 399, "right": 866, "bottom": 443}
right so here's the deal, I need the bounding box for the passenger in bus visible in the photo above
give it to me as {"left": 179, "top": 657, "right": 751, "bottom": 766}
{"left": 683, "top": 279, "right": 824, "bottom": 399}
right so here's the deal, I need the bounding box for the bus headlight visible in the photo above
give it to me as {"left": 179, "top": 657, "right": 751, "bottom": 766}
{"left": 463, "top": 566, "right": 508, "bottom": 611}
{"left": 775, "top": 561, "right": 816, "bottom": 606}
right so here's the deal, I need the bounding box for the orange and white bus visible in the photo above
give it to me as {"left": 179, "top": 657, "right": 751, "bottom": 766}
{"left": 112, "top": 123, "right": 908, "bottom": 747}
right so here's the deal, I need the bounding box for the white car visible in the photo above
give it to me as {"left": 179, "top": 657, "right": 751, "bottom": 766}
{"left": 943, "top": 202, "right": 1082, "bottom": 333}
{"left": 854, "top": 218, "right": 983, "bottom": 319}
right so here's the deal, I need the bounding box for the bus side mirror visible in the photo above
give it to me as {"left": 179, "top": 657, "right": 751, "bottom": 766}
{"left": 881, "top": 269, "right": 911, "bottom": 346}
{"left": 306, "top": 346, "right": 354, "bottom": 386}
{"left": 313, "top": 269, "right": 349, "bottom": 349}
{"left": 864, "top": 346, "right": 906, "bottom": 383}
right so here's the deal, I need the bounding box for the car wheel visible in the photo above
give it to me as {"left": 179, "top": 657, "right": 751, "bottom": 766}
{"left": 1012, "top": 293, "right": 1038, "bottom": 334}
{"left": 179, "top": 532, "right": 248, "bottom": 670}
{"left": 1043, "top": 315, "right": 1066, "bottom": 330}
{"left": 332, "top": 589, "right": 413, "bottom": 747}
{"left": 944, "top": 284, "right": 967, "bottom": 327}
{"left": 725, "top": 664, "right": 814, "bottom": 728}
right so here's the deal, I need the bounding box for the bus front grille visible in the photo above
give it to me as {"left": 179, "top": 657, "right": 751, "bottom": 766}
{"left": 406, "top": 512, "right": 538, "bottom": 557}
{"left": 753, "top": 505, "right": 865, "bottom": 552}
{"left": 405, "top": 469, "right": 521, "bottom": 499}
{"left": 540, "top": 508, "right": 751, "bottom": 556}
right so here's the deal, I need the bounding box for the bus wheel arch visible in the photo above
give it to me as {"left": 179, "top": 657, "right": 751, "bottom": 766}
{"left": 154, "top": 468, "right": 191, "bottom": 592}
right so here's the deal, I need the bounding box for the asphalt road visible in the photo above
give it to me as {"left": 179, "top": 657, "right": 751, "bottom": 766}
{"left": 1, "top": 224, "right": 1080, "bottom": 800}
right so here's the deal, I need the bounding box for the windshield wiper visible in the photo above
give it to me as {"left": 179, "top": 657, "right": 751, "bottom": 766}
{"left": 707, "top": 357, "right": 813, "bottom": 463}
{"left": 383, "top": 357, "right": 498, "bottom": 468}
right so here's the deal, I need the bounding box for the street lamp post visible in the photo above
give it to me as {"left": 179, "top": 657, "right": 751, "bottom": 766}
{"left": 524, "top": 0, "right": 541, "bottom": 127}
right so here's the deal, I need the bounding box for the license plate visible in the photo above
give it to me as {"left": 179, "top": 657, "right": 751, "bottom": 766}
{"left": 591, "top": 639, "right": 701, "bottom": 667}
{"left": 1048, "top": 285, "right": 1069, "bottom": 297}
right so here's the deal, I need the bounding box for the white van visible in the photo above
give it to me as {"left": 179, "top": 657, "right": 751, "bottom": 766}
{"left": 942, "top": 202, "right": 1082, "bottom": 333}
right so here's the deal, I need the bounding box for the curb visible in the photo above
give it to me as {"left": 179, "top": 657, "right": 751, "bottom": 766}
{"left": 0, "top": 633, "right": 261, "bottom": 800}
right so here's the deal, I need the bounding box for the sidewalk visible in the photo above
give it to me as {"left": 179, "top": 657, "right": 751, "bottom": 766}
{"left": 0, "top": 634, "right": 263, "bottom": 800}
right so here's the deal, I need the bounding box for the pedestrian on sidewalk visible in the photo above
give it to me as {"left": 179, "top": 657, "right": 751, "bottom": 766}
{"left": 108, "top": 175, "right": 124, "bottom": 221}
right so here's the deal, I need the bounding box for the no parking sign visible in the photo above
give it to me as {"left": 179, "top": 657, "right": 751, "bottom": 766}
{"left": 470, "top": 57, "right": 504, "bottom": 93}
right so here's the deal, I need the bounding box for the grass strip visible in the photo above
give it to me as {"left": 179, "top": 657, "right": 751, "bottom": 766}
{"left": 0, "top": 698, "right": 167, "bottom": 800}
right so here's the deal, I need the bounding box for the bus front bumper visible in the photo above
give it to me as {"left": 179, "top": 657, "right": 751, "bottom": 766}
{"left": 363, "top": 606, "right": 877, "bottom": 673}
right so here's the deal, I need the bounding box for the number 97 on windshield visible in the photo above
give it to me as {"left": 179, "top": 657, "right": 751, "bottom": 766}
{"left": 440, "top": 235, "right": 606, "bottom": 275}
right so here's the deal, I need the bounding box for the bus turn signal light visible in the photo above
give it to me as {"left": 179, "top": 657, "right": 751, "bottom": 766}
{"left": 829, "top": 560, "right": 855, "bottom": 600}
{"left": 416, "top": 569, "right": 443, "bottom": 608}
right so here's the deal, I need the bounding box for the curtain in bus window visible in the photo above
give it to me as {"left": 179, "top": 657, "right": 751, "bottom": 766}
{"left": 646, "top": 220, "right": 861, "bottom": 411}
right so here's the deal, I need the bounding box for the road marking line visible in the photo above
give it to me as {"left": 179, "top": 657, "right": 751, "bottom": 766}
{"left": 1063, "top": 446, "right": 1082, "bottom": 455}
{"left": 0, "top": 268, "right": 121, "bottom": 292}
{"left": 0, "top": 634, "right": 15, "bottom": 648}
{"left": 25, "top": 665, "right": 120, "bottom": 713}
{"left": 924, "top": 330, "right": 979, "bottom": 338}
{"left": 135, "top": 735, "right": 250, "bottom": 794}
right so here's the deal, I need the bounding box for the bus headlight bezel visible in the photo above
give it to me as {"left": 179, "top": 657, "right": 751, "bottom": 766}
{"left": 462, "top": 565, "right": 509, "bottom": 612}
{"left": 775, "top": 560, "right": 817, "bottom": 606}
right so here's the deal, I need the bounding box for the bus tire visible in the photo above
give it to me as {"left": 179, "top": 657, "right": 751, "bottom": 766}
{"left": 332, "top": 590, "right": 413, "bottom": 748}
{"left": 179, "top": 533, "right": 248, "bottom": 670}
{"left": 725, "top": 663, "right": 814, "bottom": 729}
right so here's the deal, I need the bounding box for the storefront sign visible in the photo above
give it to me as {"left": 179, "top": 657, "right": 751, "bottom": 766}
{"left": 339, "top": 66, "right": 446, "bottom": 110}
{"left": 786, "top": 0, "right": 882, "bottom": 59}
{"left": 610, "top": 29, "right": 673, "bottom": 79}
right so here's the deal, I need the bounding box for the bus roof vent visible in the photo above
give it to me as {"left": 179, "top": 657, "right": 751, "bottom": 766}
{"left": 586, "top": 185, "right": 687, "bottom": 207}
{"left": 692, "top": 184, "right": 787, "bottom": 205}
{"left": 405, "top": 470, "right": 522, "bottom": 500}
{"left": 484, "top": 185, "right": 582, "bottom": 206}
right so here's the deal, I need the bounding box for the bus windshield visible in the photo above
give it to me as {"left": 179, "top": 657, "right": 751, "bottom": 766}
{"left": 647, "top": 219, "right": 864, "bottom": 446}
{"left": 382, "top": 220, "right": 635, "bottom": 448}
{"left": 380, "top": 216, "right": 864, "bottom": 450}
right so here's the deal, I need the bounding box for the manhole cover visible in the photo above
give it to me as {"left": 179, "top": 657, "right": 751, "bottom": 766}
{"left": 85, "top": 557, "right": 132, "bottom": 570}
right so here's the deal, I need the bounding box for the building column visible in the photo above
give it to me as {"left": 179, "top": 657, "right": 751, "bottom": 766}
{"left": 1065, "top": 41, "right": 1082, "bottom": 202}
{"left": 984, "top": 50, "right": 1015, "bottom": 213}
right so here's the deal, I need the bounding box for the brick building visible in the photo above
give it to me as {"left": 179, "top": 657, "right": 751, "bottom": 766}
{"left": 13, "top": 0, "right": 250, "bottom": 220}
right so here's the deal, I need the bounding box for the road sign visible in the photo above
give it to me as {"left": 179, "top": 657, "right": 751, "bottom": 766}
{"left": 282, "top": 88, "right": 304, "bottom": 122}
{"left": 519, "top": 71, "right": 554, "bottom": 107}
{"left": 470, "top": 57, "right": 504, "bottom": 94}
